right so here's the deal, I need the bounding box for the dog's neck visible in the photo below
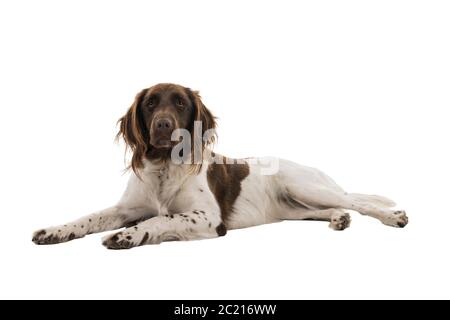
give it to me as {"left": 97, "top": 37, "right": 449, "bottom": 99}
{"left": 145, "top": 147, "right": 172, "bottom": 162}
{"left": 140, "top": 157, "right": 191, "bottom": 179}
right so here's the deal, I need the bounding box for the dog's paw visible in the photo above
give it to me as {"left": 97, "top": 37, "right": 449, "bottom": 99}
{"left": 101, "top": 231, "right": 143, "bottom": 250}
{"left": 383, "top": 210, "right": 409, "bottom": 228}
{"left": 32, "top": 227, "right": 80, "bottom": 245}
{"left": 329, "top": 212, "right": 351, "bottom": 231}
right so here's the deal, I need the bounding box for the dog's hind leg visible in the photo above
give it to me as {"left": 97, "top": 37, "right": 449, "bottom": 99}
{"left": 279, "top": 207, "right": 351, "bottom": 231}
{"left": 341, "top": 194, "right": 408, "bottom": 228}
{"left": 276, "top": 160, "right": 407, "bottom": 228}
{"left": 283, "top": 184, "right": 408, "bottom": 228}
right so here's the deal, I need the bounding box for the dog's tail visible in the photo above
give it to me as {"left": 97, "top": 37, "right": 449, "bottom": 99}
{"left": 346, "top": 193, "right": 396, "bottom": 208}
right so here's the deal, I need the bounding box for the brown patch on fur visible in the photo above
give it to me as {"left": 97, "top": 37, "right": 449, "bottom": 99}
{"left": 216, "top": 223, "right": 227, "bottom": 237}
{"left": 139, "top": 232, "right": 149, "bottom": 246}
{"left": 207, "top": 159, "right": 250, "bottom": 223}
{"left": 111, "top": 234, "right": 120, "bottom": 242}
{"left": 35, "top": 230, "right": 46, "bottom": 238}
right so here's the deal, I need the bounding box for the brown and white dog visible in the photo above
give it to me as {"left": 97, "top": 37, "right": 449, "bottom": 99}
{"left": 32, "top": 83, "right": 408, "bottom": 249}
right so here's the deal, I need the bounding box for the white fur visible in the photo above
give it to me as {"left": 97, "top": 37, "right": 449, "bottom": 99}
{"left": 32, "top": 156, "right": 407, "bottom": 249}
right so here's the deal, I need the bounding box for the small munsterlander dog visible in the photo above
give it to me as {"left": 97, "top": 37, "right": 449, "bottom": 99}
{"left": 32, "top": 83, "right": 408, "bottom": 249}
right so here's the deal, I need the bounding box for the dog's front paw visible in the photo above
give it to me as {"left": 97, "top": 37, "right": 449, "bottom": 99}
{"left": 383, "top": 210, "right": 409, "bottom": 228}
{"left": 32, "top": 227, "right": 80, "bottom": 245}
{"left": 101, "top": 232, "right": 136, "bottom": 250}
{"left": 329, "top": 211, "right": 351, "bottom": 231}
{"left": 102, "top": 229, "right": 152, "bottom": 250}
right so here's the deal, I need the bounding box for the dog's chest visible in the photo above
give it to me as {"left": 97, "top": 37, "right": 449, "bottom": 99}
{"left": 143, "top": 165, "right": 187, "bottom": 212}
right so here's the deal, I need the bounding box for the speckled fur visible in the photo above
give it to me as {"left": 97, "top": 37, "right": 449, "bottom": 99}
{"left": 32, "top": 84, "right": 408, "bottom": 249}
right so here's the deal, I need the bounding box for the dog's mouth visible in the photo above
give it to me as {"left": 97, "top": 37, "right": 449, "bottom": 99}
{"left": 151, "top": 137, "right": 175, "bottom": 149}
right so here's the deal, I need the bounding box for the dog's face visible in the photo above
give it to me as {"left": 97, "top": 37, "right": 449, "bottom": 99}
{"left": 118, "top": 83, "right": 216, "bottom": 171}
{"left": 143, "top": 83, "right": 195, "bottom": 149}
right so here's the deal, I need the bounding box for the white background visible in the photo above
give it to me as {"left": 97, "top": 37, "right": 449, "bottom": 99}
{"left": 0, "top": 0, "right": 449, "bottom": 299}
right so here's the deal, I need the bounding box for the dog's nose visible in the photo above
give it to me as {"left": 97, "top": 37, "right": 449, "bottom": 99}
{"left": 155, "top": 118, "right": 174, "bottom": 133}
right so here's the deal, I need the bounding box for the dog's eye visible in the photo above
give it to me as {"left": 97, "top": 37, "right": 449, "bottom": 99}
{"left": 148, "top": 98, "right": 155, "bottom": 107}
{"left": 176, "top": 98, "right": 184, "bottom": 107}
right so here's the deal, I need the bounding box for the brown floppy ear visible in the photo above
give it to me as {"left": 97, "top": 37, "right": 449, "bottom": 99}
{"left": 189, "top": 90, "right": 217, "bottom": 145}
{"left": 116, "top": 88, "right": 148, "bottom": 173}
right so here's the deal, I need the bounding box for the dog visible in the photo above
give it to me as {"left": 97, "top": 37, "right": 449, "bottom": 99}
{"left": 32, "top": 83, "right": 408, "bottom": 249}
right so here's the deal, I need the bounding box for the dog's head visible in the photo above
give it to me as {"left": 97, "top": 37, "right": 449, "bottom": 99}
{"left": 117, "top": 83, "right": 217, "bottom": 172}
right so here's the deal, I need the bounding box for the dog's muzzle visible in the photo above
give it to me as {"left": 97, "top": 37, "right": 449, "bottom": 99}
{"left": 151, "top": 116, "right": 176, "bottom": 148}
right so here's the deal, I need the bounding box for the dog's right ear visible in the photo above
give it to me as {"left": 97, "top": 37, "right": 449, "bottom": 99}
{"left": 117, "top": 88, "right": 148, "bottom": 172}
{"left": 117, "top": 89, "right": 148, "bottom": 148}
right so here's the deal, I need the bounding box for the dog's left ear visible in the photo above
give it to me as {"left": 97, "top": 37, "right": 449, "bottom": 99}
{"left": 188, "top": 89, "right": 217, "bottom": 145}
